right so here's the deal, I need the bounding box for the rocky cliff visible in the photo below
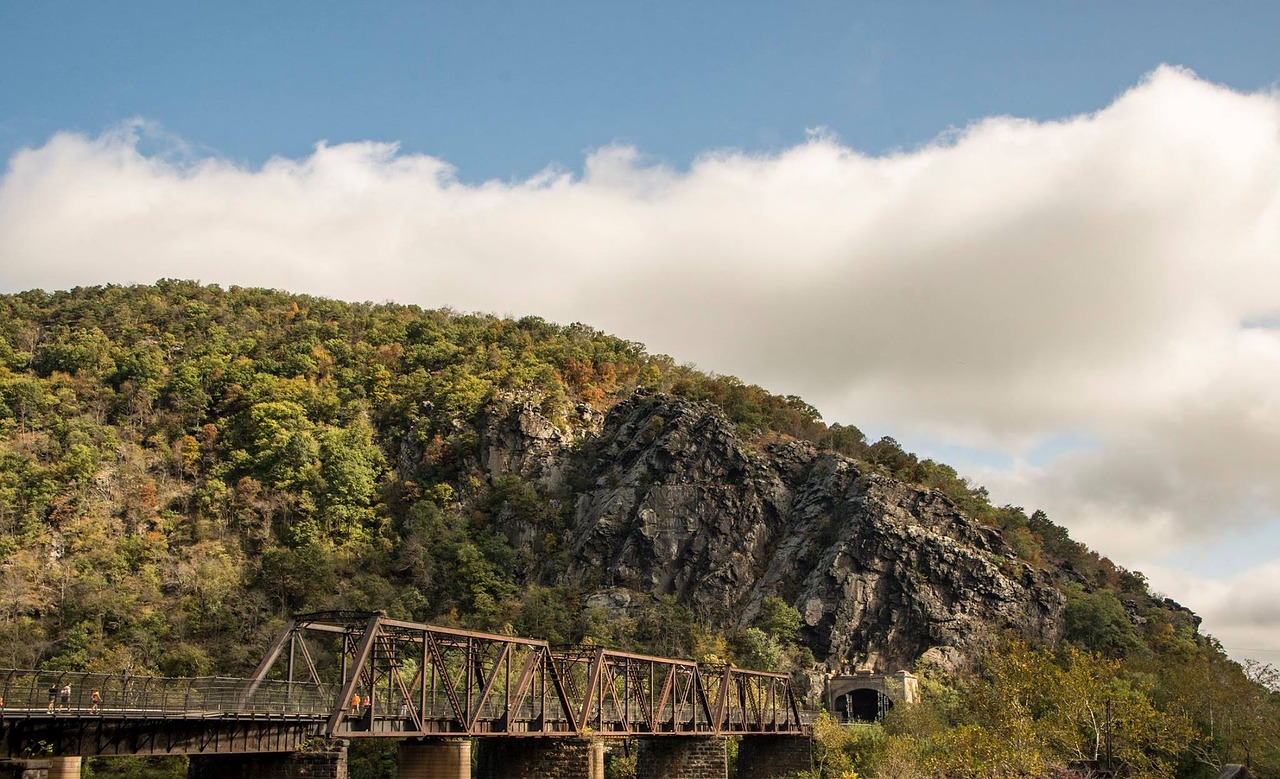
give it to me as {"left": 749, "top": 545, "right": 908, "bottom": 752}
{"left": 482, "top": 390, "right": 1066, "bottom": 673}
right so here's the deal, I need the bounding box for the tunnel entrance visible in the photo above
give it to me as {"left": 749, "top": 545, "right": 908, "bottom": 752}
{"left": 826, "top": 671, "right": 917, "bottom": 724}
{"left": 836, "top": 688, "right": 894, "bottom": 723}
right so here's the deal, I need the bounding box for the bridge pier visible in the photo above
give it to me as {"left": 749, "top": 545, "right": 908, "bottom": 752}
{"left": 46, "top": 758, "right": 80, "bottom": 779}
{"left": 475, "top": 737, "right": 603, "bottom": 779}
{"left": 187, "top": 742, "right": 347, "bottom": 779}
{"left": 398, "top": 738, "right": 471, "bottom": 779}
{"left": 736, "top": 735, "right": 812, "bottom": 779}
{"left": 635, "top": 736, "right": 726, "bottom": 779}
{"left": 0, "top": 758, "right": 80, "bottom": 779}
{"left": 0, "top": 759, "right": 50, "bottom": 779}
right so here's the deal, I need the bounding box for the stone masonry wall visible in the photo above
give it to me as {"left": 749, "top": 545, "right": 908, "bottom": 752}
{"left": 635, "top": 736, "right": 727, "bottom": 779}
{"left": 475, "top": 738, "right": 603, "bottom": 779}
{"left": 0, "top": 759, "right": 49, "bottom": 779}
{"left": 737, "top": 736, "right": 812, "bottom": 779}
{"left": 399, "top": 739, "right": 471, "bottom": 779}
{"left": 187, "top": 744, "right": 348, "bottom": 779}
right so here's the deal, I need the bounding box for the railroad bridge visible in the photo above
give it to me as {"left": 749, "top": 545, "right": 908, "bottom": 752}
{"left": 0, "top": 612, "right": 812, "bottom": 779}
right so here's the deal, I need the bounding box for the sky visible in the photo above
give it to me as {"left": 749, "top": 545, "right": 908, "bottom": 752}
{"left": 2, "top": 2, "right": 1280, "bottom": 666}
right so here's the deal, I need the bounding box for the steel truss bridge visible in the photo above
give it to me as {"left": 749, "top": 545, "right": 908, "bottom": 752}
{"left": 0, "top": 612, "right": 807, "bottom": 758}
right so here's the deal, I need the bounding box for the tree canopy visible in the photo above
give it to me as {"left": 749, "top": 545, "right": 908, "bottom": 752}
{"left": 0, "top": 282, "right": 1274, "bottom": 779}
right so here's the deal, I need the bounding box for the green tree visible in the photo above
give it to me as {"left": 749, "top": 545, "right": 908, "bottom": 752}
{"left": 1064, "top": 584, "right": 1146, "bottom": 658}
{"left": 317, "top": 415, "right": 385, "bottom": 538}
{"left": 754, "top": 595, "right": 803, "bottom": 643}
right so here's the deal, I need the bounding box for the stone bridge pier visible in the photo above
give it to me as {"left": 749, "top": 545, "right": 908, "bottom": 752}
{"left": 475, "top": 738, "right": 604, "bottom": 779}
{"left": 187, "top": 743, "right": 348, "bottom": 778}
{"left": 6, "top": 735, "right": 814, "bottom": 779}
{"left": 0, "top": 758, "right": 59, "bottom": 779}
{"left": 737, "top": 735, "right": 813, "bottom": 779}
{"left": 412, "top": 734, "right": 811, "bottom": 779}
{"left": 631, "top": 735, "right": 810, "bottom": 779}
{"left": 397, "top": 739, "right": 472, "bottom": 779}
{"left": 635, "top": 737, "right": 726, "bottom": 779}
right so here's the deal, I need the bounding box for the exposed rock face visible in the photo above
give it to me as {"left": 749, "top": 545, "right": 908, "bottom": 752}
{"left": 548, "top": 392, "right": 1064, "bottom": 673}
{"left": 480, "top": 392, "right": 603, "bottom": 490}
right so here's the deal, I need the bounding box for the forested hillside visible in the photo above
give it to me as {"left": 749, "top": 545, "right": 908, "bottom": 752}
{"left": 0, "top": 281, "right": 1275, "bottom": 778}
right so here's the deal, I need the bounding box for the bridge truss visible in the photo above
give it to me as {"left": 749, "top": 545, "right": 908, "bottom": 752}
{"left": 249, "top": 612, "right": 806, "bottom": 739}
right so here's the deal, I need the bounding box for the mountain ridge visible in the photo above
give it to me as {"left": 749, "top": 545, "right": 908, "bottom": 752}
{"left": 0, "top": 281, "right": 1195, "bottom": 676}
{"left": 8, "top": 280, "right": 1274, "bottom": 776}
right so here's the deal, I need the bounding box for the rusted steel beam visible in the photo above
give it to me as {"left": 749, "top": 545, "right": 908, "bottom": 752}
{"left": 543, "top": 651, "right": 579, "bottom": 734}
{"left": 239, "top": 618, "right": 296, "bottom": 706}
{"left": 466, "top": 642, "right": 510, "bottom": 732}
{"left": 374, "top": 616, "right": 551, "bottom": 647}
{"left": 0, "top": 715, "right": 326, "bottom": 758}
{"left": 577, "top": 646, "right": 606, "bottom": 730}
{"left": 2, "top": 611, "right": 807, "bottom": 745}
{"left": 594, "top": 647, "right": 700, "bottom": 666}
{"left": 325, "top": 613, "right": 382, "bottom": 736}
{"left": 629, "top": 662, "right": 657, "bottom": 731}
{"left": 294, "top": 634, "right": 322, "bottom": 686}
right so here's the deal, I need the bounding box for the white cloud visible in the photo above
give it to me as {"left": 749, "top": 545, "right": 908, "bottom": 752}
{"left": 3, "top": 66, "right": 1280, "bottom": 656}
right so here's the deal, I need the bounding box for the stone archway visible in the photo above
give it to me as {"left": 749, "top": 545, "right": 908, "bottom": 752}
{"left": 826, "top": 671, "right": 917, "bottom": 723}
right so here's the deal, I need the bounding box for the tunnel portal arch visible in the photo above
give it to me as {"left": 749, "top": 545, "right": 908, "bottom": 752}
{"left": 834, "top": 687, "right": 894, "bottom": 722}
{"left": 826, "top": 671, "right": 918, "bottom": 724}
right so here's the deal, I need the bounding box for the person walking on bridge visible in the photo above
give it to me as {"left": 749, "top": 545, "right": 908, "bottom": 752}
{"left": 46, "top": 682, "right": 58, "bottom": 712}
{"left": 90, "top": 690, "right": 102, "bottom": 713}
{"left": 59, "top": 683, "right": 71, "bottom": 711}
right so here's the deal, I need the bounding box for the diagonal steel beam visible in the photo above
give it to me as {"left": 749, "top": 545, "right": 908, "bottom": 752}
{"left": 295, "top": 634, "right": 322, "bottom": 687}
{"left": 386, "top": 646, "right": 425, "bottom": 734}
{"left": 327, "top": 613, "right": 382, "bottom": 736}
{"left": 602, "top": 659, "right": 630, "bottom": 733}
{"left": 711, "top": 666, "right": 730, "bottom": 731}
{"left": 629, "top": 663, "right": 656, "bottom": 731}
{"left": 425, "top": 632, "right": 467, "bottom": 731}
{"left": 577, "top": 647, "right": 605, "bottom": 731}
{"left": 504, "top": 646, "right": 545, "bottom": 730}
{"left": 695, "top": 669, "right": 715, "bottom": 733}
{"left": 544, "top": 653, "right": 579, "bottom": 733}
{"left": 467, "top": 641, "right": 510, "bottom": 731}
{"left": 238, "top": 618, "right": 296, "bottom": 707}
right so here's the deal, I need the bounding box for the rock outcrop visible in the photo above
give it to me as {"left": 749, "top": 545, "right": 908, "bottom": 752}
{"left": 481, "top": 392, "right": 603, "bottom": 489}
{"left": 478, "top": 391, "right": 1059, "bottom": 670}
{"left": 486, "top": 391, "right": 1065, "bottom": 673}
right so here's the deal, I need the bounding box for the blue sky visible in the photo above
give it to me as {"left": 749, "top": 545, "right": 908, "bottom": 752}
{"left": 4, "top": 2, "right": 1279, "bottom": 182}
{"left": 4, "top": 2, "right": 1280, "bottom": 661}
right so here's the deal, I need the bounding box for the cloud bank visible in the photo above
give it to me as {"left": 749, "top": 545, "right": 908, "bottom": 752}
{"left": 3, "top": 66, "right": 1280, "bottom": 650}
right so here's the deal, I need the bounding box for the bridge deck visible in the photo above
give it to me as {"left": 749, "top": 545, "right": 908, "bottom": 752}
{"left": 1, "top": 612, "right": 812, "bottom": 758}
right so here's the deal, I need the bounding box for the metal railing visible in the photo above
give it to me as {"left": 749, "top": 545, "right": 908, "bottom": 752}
{"left": 0, "top": 669, "right": 331, "bottom": 718}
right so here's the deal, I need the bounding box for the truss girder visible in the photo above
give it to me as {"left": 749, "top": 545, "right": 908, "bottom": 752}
{"left": 252, "top": 612, "right": 806, "bottom": 739}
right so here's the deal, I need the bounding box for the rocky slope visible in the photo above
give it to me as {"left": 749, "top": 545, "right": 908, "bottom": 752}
{"left": 483, "top": 390, "right": 1066, "bottom": 673}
